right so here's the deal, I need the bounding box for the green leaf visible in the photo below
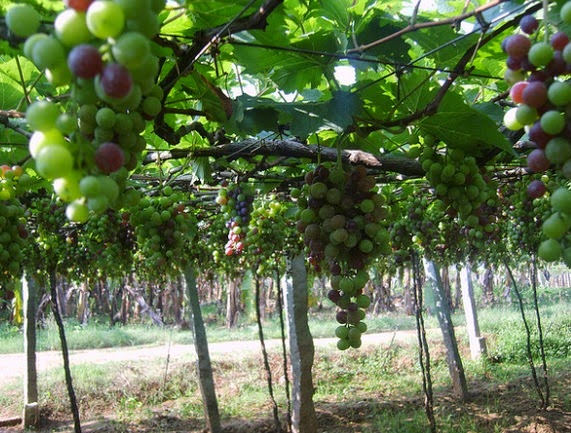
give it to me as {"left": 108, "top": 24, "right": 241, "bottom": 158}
{"left": 419, "top": 92, "right": 514, "bottom": 155}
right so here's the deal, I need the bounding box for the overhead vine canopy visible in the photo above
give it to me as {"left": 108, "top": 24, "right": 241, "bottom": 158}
{"left": 0, "top": 0, "right": 540, "bottom": 186}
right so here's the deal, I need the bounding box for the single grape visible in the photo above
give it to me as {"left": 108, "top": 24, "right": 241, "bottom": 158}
{"left": 528, "top": 42, "right": 554, "bottom": 67}
{"left": 26, "top": 101, "right": 61, "bottom": 132}
{"left": 522, "top": 81, "right": 548, "bottom": 108}
{"left": 54, "top": 9, "right": 92, "bottom": 47}
{"left": 99, "top": 63, "right": 133, "bottom": 99}
{"left": 527, "top": 180, "right": 546, "bottom": 199}
{"left": 96, "top": 107, "right": 117, "bottom": 129}
{"left": 86, "top": 0, "right": 125, "bottom": 39}
{"left": 527, "top": 148, "right": 551, "bottom": 172}
{"left": 31, "top": 37, "right": 66, "bottom": 70}
{"left": 94, "top": 142, "right": 125, "bottom": 174}
{"left": 68, "top": 44, "right": 103, "bottom": 79}
{"left": 540, "top": 110, "right": 565, "bottom": 135}
{"left": 504, "top": 34, "right": 531, "bottom": 60}
{"left": 66, "top": 200, "right": 90, "bottom": 222}
{"left": 551, "top": 31, "right": 570, "bottom": 51}
{"left": 112, "top": 31, "right": 151, "bottom": 70}
{"left": 561, "top": 2, "right": 571, "bottom": 25}
{"left": 35, "top": 144, "right": 74, "bottom": 180}
{"left": 547, "top": 81, "right": 571, "bottom": 106}
{"left": 113, "top": 0, "right": 152, "bottom": 19}
{"left": 125, "top": 11, "right": 159, "bottom": 38}
{"left": 519, "top": 15, "right": 538, "bottom": 34}
{"left": 65, "top": 0, "right": 95, "bottom": 11}
{"left": 6, "top": 4, "right": 41, "bottom": 38}
{"left": 545, "top": 137, "right": 571, "bottom": 164}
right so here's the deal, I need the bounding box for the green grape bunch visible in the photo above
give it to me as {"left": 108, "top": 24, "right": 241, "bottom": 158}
{"left": 6, "top": 0, "right": 166, "bottom": 222}
{"left": 129, "top": 189, "right": 196, "bottom": 281}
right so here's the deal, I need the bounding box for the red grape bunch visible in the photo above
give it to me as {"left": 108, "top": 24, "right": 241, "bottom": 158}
{"left": 216, "top": 182, "right": 255, "bottom": 257}
{"left": 295, "top": 164, "right": 391, "bottom": 350}
{"left": 501, "top": 4, "right": 571, "bottom": 263}
{"left": 6, "top": 0, "right": 166, "bottom": 222}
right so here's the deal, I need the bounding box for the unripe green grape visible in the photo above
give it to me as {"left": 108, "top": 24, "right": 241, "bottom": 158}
{"left": 46, "top": 64, "right": 73, "bottom": 87}
{"left": 6, "top": 4, "right": 41, "bottom": 38}
{"left": 113, "top": 0, "right": 152, "bottom": 18}
{"left": 23, "top": 33, "right": 48, "bottom": 59}
{"left": 96, "top": 107, "right": 117, "bottom": 129}
{"left": 86, "top": 0, "right": 125, "bottom": 39}
{"left": 528, "top": 42, "right": 554, "bottom": 67}
{"left": 548, "top": 81, "right": 571, "bottom": 107}
{"left": 561, "top": 2, "right": 571, "bottom": 24}
{"left": 56, "top": 113, "right": 78, "bottom": 135}
{"left": 540, "top": 110, "right": 565, "bottom": 135}
{"left": 112, "top": 32, "right": 151, "bottom": 70}
{"left": 53, "top": 173, "right": 82, "bottom": 202}
{"left": 545, "top": 137, "right": 571, "bottom": 164}
{"left": 54, "top": 9, "right": 92, "bottom": 47}
{"left": 126, "top": 11, "right": 159, "bottom": 38}
{"left": 538, "top": 238, "right": 562, "bottom": 262}
{"left": 142, "top": 96, "right": 162, "bottom": 117}
{"left": 26, "top": 100, "right": 61, "bottom": 132}
{"left": 35, "top": 144, "right": 74, "bottom": 180}
{"left": 28, "top": 129, "right": 67, "bottom": 158}
{"left": 503, "top": 107, "right": 523, "bottom": 131}
{"left": 32, "top": 36, "right": 66, "bottom": 70}
{"left": 73, "top": 79, "right": 99, "bottom": 105}
{"left": 113, "top": 113, "right": 133, "bottom": 134}
{"left": 94, "top": 126, "right": 115, "bottom": 143}
{"left": 66, "top": 200, "right": 89, "bottom": 222}
{"left": 515, "top": 104, "right": 537, "bottom": 126}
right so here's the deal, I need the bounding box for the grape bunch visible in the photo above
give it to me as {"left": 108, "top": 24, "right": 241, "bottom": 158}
{"left": 6, "top": 0, "right": 166, "bottom": 222}
{"left": 0, "top": 200, "right": 28, "bottom": 285}
{"left": 129, "top": 189, "right": 196, "bottom": 281}
{"left": 502, "top": 176, "right": 549, "bottom": 256}
{"left": 0, "top": 165, "right": 32, "bottom": 201}
{"left": 419, "top": 139, "right": 500, "bottom": 248}
{"left": 246, "top": 195, "right": 295, "bottom": 274}
{"left": 501, "top": 4, "right": 571, "bottom": 263}
{"left": 389, "top": 194, "right": 440, "bottom": 265}
{"left": 66, "top": 208, "right": 136, "bottom": 280}
{"left": 216, "top": 182, "right": 254, "bottom": 257}
{"left": 295, "top": 164, "right": 391, "bottom": 350}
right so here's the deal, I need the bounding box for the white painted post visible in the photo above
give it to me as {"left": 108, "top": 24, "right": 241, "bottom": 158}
{"left": 460, "top": 263, "right": 487, "bottom": 360}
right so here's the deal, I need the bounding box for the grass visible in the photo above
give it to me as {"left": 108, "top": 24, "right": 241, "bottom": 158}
{"left": 1, "top": 296, "right": 570, "bottom": 432}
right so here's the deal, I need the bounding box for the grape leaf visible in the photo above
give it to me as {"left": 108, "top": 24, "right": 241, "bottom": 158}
{"left": 419, "top": 92, "right": 515, "bottom": 155}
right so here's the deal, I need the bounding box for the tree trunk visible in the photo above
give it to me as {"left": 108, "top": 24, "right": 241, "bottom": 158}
{"left": 23, "top": 274, "right": 39, "bottom": 429}
{"left": 184, "top": 265, "right": 221, "bottom": 433}
{"left": 225, "top": 278, "right": 239, "bottom": 328}
{"left": 285, "top": 254, "right": 317, "bottom": 433}
{"left": 482, "top": 265, "right": 495, "bottom": 305}
{"left": 459, "top": 264, "right": 487, "bottom": 360}
{"left": 423, "top": 259, "right": 469, "bottom": 401}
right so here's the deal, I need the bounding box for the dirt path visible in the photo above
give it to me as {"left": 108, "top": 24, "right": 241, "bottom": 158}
{"left": 0, "top": 330, "right": 418, "bottom": 382}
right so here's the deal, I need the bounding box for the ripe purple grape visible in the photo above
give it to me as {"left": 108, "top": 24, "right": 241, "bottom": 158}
{"left": 527, "top": 180, "right": 547, "bottom": 198}
{"left": 522, "top": 81, "right": 548, "bottom": 108}
{"left": 68, "top": 44, "right": 103, "bottom": 79}
{"left": 519, "top": 15, "right": 538, "bottom": 35}
{"left": 504, "top": 34, "right": 531, "bottom": 60}
{"left": 527, "top": 148, "right": 550, "bottom": 172}
{"left": 99, "top": 63, "right": 133, "bottom": 99}
{"left": 94, "top": 141, "right": 125, "bottom": 174}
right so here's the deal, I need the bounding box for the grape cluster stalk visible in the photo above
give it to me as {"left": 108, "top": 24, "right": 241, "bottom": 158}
{"left": 502, "top": 3, "right": 571, "bottom": 263}
{"left": 6, "top": 0, "right": 166, "bottom": 222}
{"left": 295, "top": 164, "right": 391, "bottom": 350}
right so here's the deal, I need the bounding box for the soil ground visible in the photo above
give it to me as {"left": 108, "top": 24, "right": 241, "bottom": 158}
{"left": 0, "top": 330, "right": 569, "bottom": 433}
